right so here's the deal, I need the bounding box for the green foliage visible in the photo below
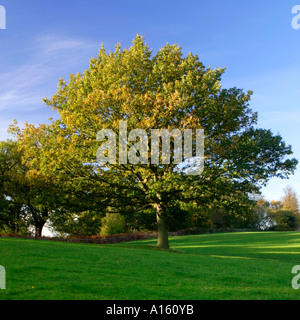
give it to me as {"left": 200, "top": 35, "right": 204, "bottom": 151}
{"left": 165, "top": 205, "right": 190, "bottom": 231}
{"left": 252, "top": 198, "right": 272, "bottom": 231}
{"left": 252, "top": 187, "right": 300, "bottom": 232}
{"left": 268, "top": 209, "right": 297, "bottom": 231}
{"left": 0, "top": 140, "right": 28, "bottom": 235}
{"left": 122, "top": 207, "right": 157, "bottom": 232}
{"left": 50, "top": 209, "right": 103, "bottom": 237}
{"left": 0, "top": 200, "right": 29, "bottom": 236}
{"left": 6, "top": 36, "right": 298, "bottom": 246}
{"left": 181, "top": 202, "right": 211, "bottom": 229}
{"left": 100, "top": 213, "right": 125, "bottom": 236}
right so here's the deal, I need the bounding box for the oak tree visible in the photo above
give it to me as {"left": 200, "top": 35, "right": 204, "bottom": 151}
{"left": 13, "top": 36, "right": 298, "bottom": 248}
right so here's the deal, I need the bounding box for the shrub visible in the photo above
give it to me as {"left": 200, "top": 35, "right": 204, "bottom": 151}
{"left": 50, "top": 210, "right": 103, "bottom": 237}
{"left": 100, "top": 213, "right": 125, "bottom": 236}
{"left": 268, "top": 209, "right": 297, "bottom": 231}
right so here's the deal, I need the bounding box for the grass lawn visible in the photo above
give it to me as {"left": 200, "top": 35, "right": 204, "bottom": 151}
{"left": 1, "top": 231, "right": 300, "bottom": 300}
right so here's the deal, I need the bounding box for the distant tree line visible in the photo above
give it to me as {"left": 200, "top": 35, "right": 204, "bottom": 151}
{"left": 253, "top": 186, "right": 300, "bottom": 231}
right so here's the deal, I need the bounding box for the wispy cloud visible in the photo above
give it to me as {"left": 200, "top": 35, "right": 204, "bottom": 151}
{"left": 0, "top": 34, "right": 99, "bottom": 140}
{"left": 35, "top": 34, "right": 98, "bottom": 63}
{"left": 0, "top": 63, "right": 56, "bottom": 111}
{"left": 43, "top": 40, "right": 84, "bottom": 54}
{"left": 0, "top": 35, "right": 98, "bottom": 110}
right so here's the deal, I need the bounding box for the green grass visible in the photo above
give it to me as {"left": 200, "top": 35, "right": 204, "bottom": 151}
{"left": 1, "top": 231, "right": 300, "bottom": 300}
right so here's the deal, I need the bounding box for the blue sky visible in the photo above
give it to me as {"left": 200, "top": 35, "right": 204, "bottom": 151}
{"left": 0, "top": 0, "right": 299, "bottom": 202}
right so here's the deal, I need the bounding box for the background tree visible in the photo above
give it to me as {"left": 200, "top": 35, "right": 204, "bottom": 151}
{"left": 268, "top": 209, "right": 297, "bottom": 231}
{"left": 253, "top": 186, "right": 300, "bottom": 231}
{"left": 282, "top": 186, "right": 299, "bottom": 215}
{"left": 8, "top": 121, "right": 108, "bottom": 237}
{"left": 0, "top": 140, "right": 28, "bottom": 235}
{"left": 5, "top": 124, "right": 69, "bottom": 237}
{"left": 11, "top": 35, "right": 298, "bottom": 248}
{"left": 270, "top": 200, "right": 283, "bottom": 211}
{"left": 10, "top": 169, "right": 56, "bottom": 237}
{"left": 251, "top": 197, "right": 273, "bottom": 231}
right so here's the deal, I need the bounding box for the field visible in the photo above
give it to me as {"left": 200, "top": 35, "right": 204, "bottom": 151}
{"left": 1, "top": 231, "right": 300, "bottom": 300}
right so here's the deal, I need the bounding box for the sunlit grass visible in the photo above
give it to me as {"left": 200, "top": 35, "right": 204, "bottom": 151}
{"left": 1, "top": 232, "right": 300, "bottom": 300}
{"left": 124, "top": 231, "right": 300, "bottom": 263}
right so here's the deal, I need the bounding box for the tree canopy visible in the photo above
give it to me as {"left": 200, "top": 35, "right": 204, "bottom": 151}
{"left": 8, "top": 35, "right": 298, "bottom": 248}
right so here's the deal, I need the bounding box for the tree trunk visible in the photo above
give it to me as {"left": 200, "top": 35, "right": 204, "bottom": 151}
{"left": 27, "top": 203, "right": 47, "bottom": 238}
{"left": 35, "top": 221, "right": 45, "bottom": 238}
{"left": 155, "top": 203, "right": 170, "bottom": 249}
